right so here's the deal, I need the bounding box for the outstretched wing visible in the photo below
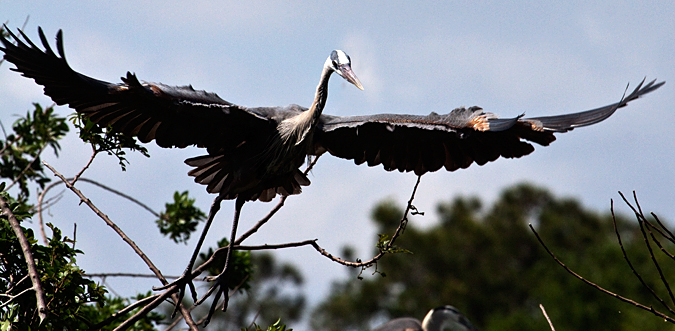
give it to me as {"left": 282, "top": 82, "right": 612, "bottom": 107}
{"left": 0, "top": 26, "right": 273, "bottom": 152}
{"left": 316, "top": 79, "right": 664, "bottom": 175}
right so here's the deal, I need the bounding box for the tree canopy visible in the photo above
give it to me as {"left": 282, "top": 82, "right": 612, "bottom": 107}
{"left": 312, "top": 183, "right": 675, "bottom": 331}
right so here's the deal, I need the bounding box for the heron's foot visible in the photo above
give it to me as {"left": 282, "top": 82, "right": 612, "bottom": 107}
{"left": 153, "top": 268, "right": 198, "bottom": 318}
{"left": 197, "top": 271, "right": 231, "bottom": 327}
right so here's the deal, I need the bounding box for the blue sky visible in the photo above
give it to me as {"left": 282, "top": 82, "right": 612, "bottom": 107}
{"left": 2, "top": 1, "right": 674, "bottom": 325}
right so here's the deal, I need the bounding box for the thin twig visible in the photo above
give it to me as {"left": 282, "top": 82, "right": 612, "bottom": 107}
{"left": 610, "top": 199, "right": 673, "bottom": 314}
{"left": 643, "top": 214, "right": 675, "bottom": 260}
{"left": 43, "top": 162, "right": 167, "bottom": 283}
{"left": 4, "top": 274, "right": 29, "bottom": 294}
{"left": 0, "top": 134, "right": 19, "bottom": 156}
{"left": 235, "top": 197, "right": 287, "bottom": 245}
{"left": 530, "top": 223, "right": 675, "bottom": 324}
{"left": 235, "top": 155, "right": 321, "bottom": 245}
{"left": 539, "top": 304, "right": 555, "bottom": 331}
{"left": 310, "top": 175, "right": 423, "bottom": 268}
{"left": 71, "top": 146, "right": 97, "bottom": 185}
{"left": 0, "top": 195, "right": 48, "bottom": 323}
{"left": 37, "top": 176, "right": 160, "bottom": 244}
{"left": 235, "top": 240, "right": 318, "bottom": 251}
{"left": 77, "top": 178, "right": 160, "bottom": 216}
{"left": 0, "top": 286, "right": 34, "bottom": 309}
{"left": 87, "top": 293, "right": 160, "bottom": 331}
{"left": 6, "top": 144, "right": 46, "bottom": 191}
{"left": 620, "top": 192, "right": 675, "bottom": 309}
{"left": 86, "top": 273, "right": 205, "bottom": 280}
{"left": 43, "top": 161, "right": 197, "bottom": 330}
{"left": 650, "top": 212, "right": 675, "bottom": 244}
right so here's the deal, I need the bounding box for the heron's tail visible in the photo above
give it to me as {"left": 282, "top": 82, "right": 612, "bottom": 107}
{"left": 185, "top": 155, "right": 311, "bottom": 202}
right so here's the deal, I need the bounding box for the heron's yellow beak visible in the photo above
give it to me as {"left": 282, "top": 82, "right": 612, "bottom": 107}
{"left": 339, "top": 64, "right": 364, "bottom": 90}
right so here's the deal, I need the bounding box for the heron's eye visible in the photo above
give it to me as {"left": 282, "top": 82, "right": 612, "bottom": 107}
{"left": 332, "top": 60, "right": 338, "bottom": 68}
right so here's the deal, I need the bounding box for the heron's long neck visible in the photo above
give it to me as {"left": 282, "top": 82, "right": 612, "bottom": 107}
{"left": 277, "top": 64, "right": 333, "bottom": 146}
{"left": 308, "top": 64, "right": 333, "bottom": 120}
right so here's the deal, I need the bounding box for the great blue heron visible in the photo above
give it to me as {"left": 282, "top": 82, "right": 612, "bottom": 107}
{"left": 372, "top": 306, "right": 478, "bottom": 331}
{"left": 0, "top": 27, "right": 664, "bottom": 322}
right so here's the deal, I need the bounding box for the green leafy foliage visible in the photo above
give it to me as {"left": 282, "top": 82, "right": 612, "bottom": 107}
{"left": 77, "top": 292, "right": 165, "bottom": 331}
{"left": 0, "top": 103, "right": 68, "bottom": 199}
{"left": 243, "top": 319, "right": 294, "bottom": 331}
{"left": 69, "top": 113, "right": 149, "bottom": 171}
{"left": 156, "top": 190, "right": 207, "bottom": 244}
{"left": 311, "top": 183, "right": 675, "bottom": 331}
{"left": 376, "top": 233, "right": 412, "bottom": 255}
{"left": 0, "top": 192, "right": 106, "bottom": 329}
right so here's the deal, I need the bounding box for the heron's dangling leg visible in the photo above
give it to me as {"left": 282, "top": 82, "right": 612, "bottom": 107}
{"left": 199, "top": 195, "right": 245, "bottom": 326}
{"left": 155, "top": 195, "right": 224, "bottom": 318}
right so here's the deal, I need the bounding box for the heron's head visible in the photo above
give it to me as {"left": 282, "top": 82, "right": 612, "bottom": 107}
{"left": 421, "top": 306, "right": 478, "bottom": 331}
{"left": 328, "top": 50, "right": 364, "bottom": 90}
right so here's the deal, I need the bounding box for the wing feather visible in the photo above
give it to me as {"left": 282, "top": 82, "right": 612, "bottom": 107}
{"left": 0, "top": 26, "right": 273, "bottom": 151}
{"left": 316, "top": 80, "right": 663, "bottom": 175}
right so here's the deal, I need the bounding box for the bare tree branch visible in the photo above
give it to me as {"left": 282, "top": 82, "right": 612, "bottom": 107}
{"left": 71, "top": 146, "right": 97, "bottom": 185}
{"left": 0, "top": 195, "right": 48, "bottom": 323}
{"left": 618, "top": 192, "right": 675, "bottom": 310}
{"left": 37, "top": 175, "right": 160, "bottom": 244}
{"left": 42, "top": 161, "right": 197, "bottom": 330}
{"left": 43, "top": 162, "right": 166, "bottom": 282}
{"left": 529, "top": 223, "right": 675, "bottom": 324}
{"left": 650, "top": 212, "right": 675, "bottom": 245}
{"left": 86, "top": 273, "right": 204, "bottom": 280}
{"left": 539, "top": 304, "right": 556, "bottom": 331}
{"left": 235, "top": 155, "right": 321, "bottom": 245}
{"left": 5, "top": 144, "right": 46, "bottom": 191}
{"left": 310, "top": 175, "right": 422, "bottom": 268}
{"left": 87, "top": 293, "right": 160, "bottom": 331}
{"left": 0, "top": 286, "right": 34, "bottom": 309}
{"left": 609, "top": 199, "right": 675, "bottom": 314}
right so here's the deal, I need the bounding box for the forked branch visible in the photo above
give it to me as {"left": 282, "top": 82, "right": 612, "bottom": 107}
{"left": 530, "top": 191, "right": 675, "bottom": 324}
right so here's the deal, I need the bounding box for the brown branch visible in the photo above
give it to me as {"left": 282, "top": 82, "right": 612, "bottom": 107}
{"left": 4, "top": 274, "right": 29, "bottom": 294}
{"left": 235, "top": 240, "right": 318, "bottom": 251}
{"left": 86, "top": 273, "right": 206, "bottom": 281}
{"left": 310, "top": 175, "right": 422, "bottom": 268}
{"left": 71, "top": 147, "right": 97, "bottom": 185}
{"left": 5, "top": 144, "right": 47, "bottom": 191}
{"left": 643, "top": 214, "right": 675, "bottom": 260}
{"left": 112, "top": 289, "right": 177, "bottom": 331}
{"left": 0, "top": 195, "right": 48, "bottom": 323}
{"left": 43, "top": 162, "right": 167, "bottom": 283}
{"left": 235, "top": 155, "right": 321, "bottom": 245}
{"left": 0, "top": 286, "right": 34, "bottom": 309}
{"left": 609, "top": 199, "right": 674, "bottom": 314}
{"left": 529, "top": 223, "right": 675, "bottom": 324}
{"left": 232, "top": 175, "right": 423, "bottom": 268}
{"left": 88, "top": 293, "right": 160, "bottom": 331}
{"left": 0, "top": 133, "right": 19, "bottom": 156}
{"left": 42, "top": 161, "right": 197, "bottom": 330}
{"left": 650, "top": 212, "right": 675, "bottom": 244}
{"left": 619, "top": 192, "right": 675, "bottom": 309}
{"left": 235, "top": 196, "right": 287, "bottom": 245}
{"left": 37, "top": 175, "right": 160, "bottom": 244}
